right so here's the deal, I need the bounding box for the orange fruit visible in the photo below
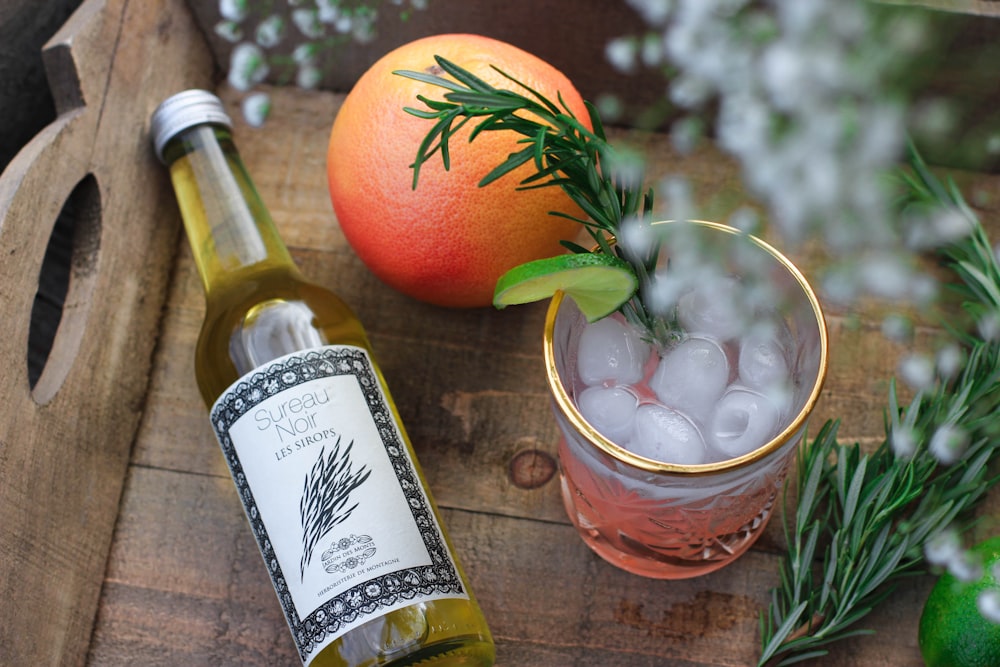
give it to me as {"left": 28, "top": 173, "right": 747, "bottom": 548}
{"left": 327, "top": 33, "right": 590, "bottom": 308}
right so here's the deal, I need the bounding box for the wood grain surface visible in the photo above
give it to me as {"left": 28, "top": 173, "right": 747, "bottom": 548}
{"left": 1, "top": 0, "right": 998, "bottom": 665}
{"left": 86, "top": 82, "right": 1000, "bottom": 666}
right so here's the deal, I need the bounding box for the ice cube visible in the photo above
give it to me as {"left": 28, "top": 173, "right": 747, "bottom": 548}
{"left": 577, "top": 317, "right": 650, "bottom": 387}
{"left": 577, "top": 385, "right": 639, "bottom": 444}
{"left": 649, "top": 336, "right": 729, "bottom": 423}
{"left": 738, "top": 326, "right": 790, "bottom": 392}
{"left": 628, "top": 404, "right": 707, "bottom": 465}
{"left": 706, "top": 387, "right": 782, "bottom": 459}
{"left": 677, "top": 275, "right": 746, "bottom": 341}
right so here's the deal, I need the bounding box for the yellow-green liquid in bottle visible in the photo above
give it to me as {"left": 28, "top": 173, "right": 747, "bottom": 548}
{"left": 152, "top": 90, "right": 494, "bottom": 667}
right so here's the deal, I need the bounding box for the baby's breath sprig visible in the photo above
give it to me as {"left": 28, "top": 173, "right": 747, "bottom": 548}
{"left": 757, "top": 148, "right": 1000, "bottom": 667}
{"left": 216, "top": 0, "right": 429, "bottom": 125}
{"left": 397, "top": 57, "right": 676, "bottom": 345}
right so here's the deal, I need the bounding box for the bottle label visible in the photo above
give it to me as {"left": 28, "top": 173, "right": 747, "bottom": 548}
{"left": 209, "top": 345, "right": 467, "bottom": 664}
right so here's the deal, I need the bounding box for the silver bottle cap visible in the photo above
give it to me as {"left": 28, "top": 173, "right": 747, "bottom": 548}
{"left": 150, "top": 89, "right": 233, "bottom": 163}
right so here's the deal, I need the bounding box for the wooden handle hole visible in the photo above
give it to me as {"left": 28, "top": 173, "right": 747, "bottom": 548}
{"left": 28, "top": 173, "right": 101, "bottom": 405}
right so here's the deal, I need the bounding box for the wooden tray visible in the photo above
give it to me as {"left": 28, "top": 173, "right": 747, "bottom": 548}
{"left": 2, "top": 0, "right": 999, "bottom": 665}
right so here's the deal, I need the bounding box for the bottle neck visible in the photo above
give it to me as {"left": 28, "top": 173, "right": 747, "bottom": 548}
{"left": 163, "top": 125, "right": 298, "bottom": 296}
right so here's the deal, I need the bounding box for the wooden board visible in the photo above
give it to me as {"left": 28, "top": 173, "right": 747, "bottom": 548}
{"left": 1, "top": 0, "right": 999, "bottom": 665}
{"left": 0, "top": 0, "right": 215, "bottom": 663}
{"left": 881, "top": 0, "right": 1000, "bottom": 15}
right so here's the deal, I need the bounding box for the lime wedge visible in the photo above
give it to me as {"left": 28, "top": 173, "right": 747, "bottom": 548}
{"left": 493, "top": 253, "right": 638, "bottom": 321}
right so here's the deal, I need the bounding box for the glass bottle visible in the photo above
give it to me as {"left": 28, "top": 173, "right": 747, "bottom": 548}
{"left": 150, "top": 89, "right": 495, "bottom": 667}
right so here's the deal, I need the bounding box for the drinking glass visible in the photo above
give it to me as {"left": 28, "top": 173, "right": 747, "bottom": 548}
{"left": 544, "top": 220, "right": 828, "bottom": 579}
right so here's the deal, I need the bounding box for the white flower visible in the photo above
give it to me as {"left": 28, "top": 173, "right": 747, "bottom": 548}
{"left": 932, "top": 207, "right": 974, "bottom": 243}
{"left": 727, "top": 206, "right": 760, "bottom": 235}
{"left": 219, "top": 0, "right": 248, "bottom": 23}
{"left": 925, "top": 529, "right": 962, "bottom": 567}
{"left": 606, "top": 37, "right": 638, "bottom": 73}
{"left": 899, "top": 354, "right": 935, "bottom": 391}
{"left": 627, "top": 0, "right": 673, "bottom": 26}
{"left": 606, "top": 148, "right": 646, "bottom": 192}
{"left": 912, "top": 99, "right": 958, "bottom": 141}
{"left": 255, "top": 14, "right": 285, "bottom": 48}
{"left": 297, "top": 65, "right": 322, "bottom": 90}
{"left": 860, "top": 254, "right": 916, "bottom": 301}
{"left": 857, "top": 103, "right": 906, "bottom": 166}
{"left": 777, "top": 0, "right": 826, "bottom": 37}
{"left": 595, "top": 94, "right": 625, "bottom": 123}
{"left": 669, "top": 115, "right": 703, "bottom": 154}
{"left": 351, "top": 15, "right": 377, "bottom": 43}
{"left": 214, "top": 20, "right": 243, "bottom": 43}
{"left": 929, "top": 424, "right": 969, "bottom": 465}
{"left": 316, "top": 0, "right": 341, "bottom": 23}
{"left": 988, "top": 133, "right": 1000, "bottom": 155}
{"left": 659, "top": 175, "right": 694, "bottom": 222}
{"left": 333, "top": 14, "right": 353, "bottom": 34}
{"left": 979, "top": 310, "right": 1000, "bottom": 342}
{"left": 948, "top": 550, "right": 984, "bottom": 583}
{"left": 241, "top": 92, "right": 271, "bottom": 127}
{"left": 670, "top": 75, "right": 711, "bottom": 109}
{"left": 881, "top": 314, "right": 913, "bottom": 343}
{"left": 640, "top": 33, "right": 665, "bottom": 67}
{"left": 292, "top": 43, "right": 318, "bottom": 66}
{"left": 890, "top": 426, "right": 916, "bottom": 459}
{"left": 910, "top": 273, "right": 939, "bottom": 306}
{"left": 821, "top": 266, "right": 860, "bottom": 305}
{"left": 886, "top": 13, "right": 927, "bottom": 54}
{"left": 644, "top": 272, "right": 687, "bottom": 315}
{"left": 614, "top": 0, "right": 939, "bottom": 312}
{"left": 936, "top": 344, "right": 964, "bottom": 380}
{"left": 979, "top": 590, "right": 1000, "bottom": 624}
{"left": 618, "top": 215, "right": 657, "bottom": 263}
{"left": 228, "top": 42, "right": 269, "bottom": 91}
{"left": 292, "top": 8, "right": 325, "bottom": 39}
{"left": 760, "top": 42, "right": 807, "bottom": 110}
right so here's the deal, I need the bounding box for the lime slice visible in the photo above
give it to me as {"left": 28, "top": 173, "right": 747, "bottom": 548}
{"left": 493, "top": 253, "right": 638, "bottom": 321}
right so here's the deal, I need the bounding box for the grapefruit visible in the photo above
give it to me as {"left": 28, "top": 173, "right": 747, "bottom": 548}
{"left": 327, "top": 33, "right": 591, "bottom": 308}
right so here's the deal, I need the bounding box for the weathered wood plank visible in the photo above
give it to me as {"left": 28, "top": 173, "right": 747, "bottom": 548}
{"left": 91, "top": 463, "right": 937, "bottom": 666}
{"left": 881, "top": 0, "right": 1000, "bottom": 16}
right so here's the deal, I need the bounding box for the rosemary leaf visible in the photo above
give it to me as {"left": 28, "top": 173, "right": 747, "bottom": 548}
{"left": 479, "top": 146, "right": 535, "bottom": 186}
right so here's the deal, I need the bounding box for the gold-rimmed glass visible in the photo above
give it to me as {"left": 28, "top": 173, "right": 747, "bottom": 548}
{"left": 544, "top": 220, "right": 828, "bottom": 579}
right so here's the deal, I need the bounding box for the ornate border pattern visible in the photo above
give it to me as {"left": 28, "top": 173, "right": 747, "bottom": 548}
{"left": 210, "top": 345, "right": 464, "bottom": 661}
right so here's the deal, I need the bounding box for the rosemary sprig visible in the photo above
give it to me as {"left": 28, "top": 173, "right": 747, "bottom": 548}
{"left": 396, "top": 56, "right": 664, "bottom": 340}
{"left": 758, "top": 148, "right": 1000, "bottom": 666}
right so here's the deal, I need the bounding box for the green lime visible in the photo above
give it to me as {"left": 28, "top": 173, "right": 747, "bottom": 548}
{"left": 919, "top": 536, "right": 1000, "bottom": 667}
{"left": 492, "top": 253, "right": 638, "bottom": 322}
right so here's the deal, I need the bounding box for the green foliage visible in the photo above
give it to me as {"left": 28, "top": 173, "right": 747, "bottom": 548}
{"left": 758, "top": 148, "right": 1000, "bottom": 666}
